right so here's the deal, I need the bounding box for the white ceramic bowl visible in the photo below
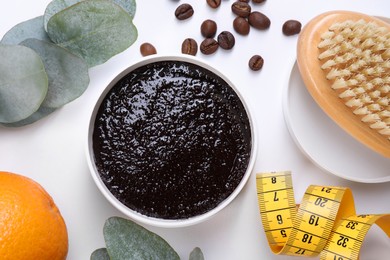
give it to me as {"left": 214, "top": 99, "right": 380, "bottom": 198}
{"left": 86, "top": 55, "right": 257, "bottom": 228}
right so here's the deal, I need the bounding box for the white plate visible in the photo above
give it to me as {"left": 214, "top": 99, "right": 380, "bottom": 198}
{"left": 283, "top": 61, "right": 390, "bottom": 183}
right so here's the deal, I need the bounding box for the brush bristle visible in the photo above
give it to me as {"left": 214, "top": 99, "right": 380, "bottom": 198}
{"left": 318, "top": 19, "right": 390, "bottom": 141}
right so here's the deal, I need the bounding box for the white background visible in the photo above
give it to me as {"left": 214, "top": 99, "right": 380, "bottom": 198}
{"left": 1, "top": 0, "right": 390, "bottom": 259}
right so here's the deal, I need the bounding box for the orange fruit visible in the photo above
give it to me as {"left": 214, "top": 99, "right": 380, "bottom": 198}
{"left": 0, "top": 171, "right": 68, "bottom": 260}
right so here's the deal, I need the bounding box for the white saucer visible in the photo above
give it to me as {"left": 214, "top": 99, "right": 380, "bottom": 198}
{"left": 283, "top": 61, "right": 390, "bottom": 183}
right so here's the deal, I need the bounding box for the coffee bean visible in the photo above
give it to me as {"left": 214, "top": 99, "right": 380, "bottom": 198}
{"left": 248, "top": 55, "right": 264, "bottom": 71}
{"left": 181, "top": 38, "right": 198, "bottom": 56}
{"left": 140, "top": 43, "right": 157, "bottom": 56}
{"left": 206, "top": 0, "right": 221, "bottom": 8}
{"left": 233, "top": 17, "right": 250, "bottom": 35}
{"left": 217, "top": 31, "right": 235, "bottom": 50}
{"left": 231, "top": 1, "right": 251, "bottom": 18}
{"left": 200, "top": 38, "right": 219, "bottom": 55}
{"left": 175, "top": 3, "right": 194, "bottom": 20}
{"left": 248, "top": 11, "right": 270, "bottom": 30}
{"left": 252, "top": 0, "right": 266, "bottom": 3}
{"left": 282, "top": 20, "right": 302, "bottom": 36}
{"left": 201, "top": 19, "right": 217, "bottom": 38}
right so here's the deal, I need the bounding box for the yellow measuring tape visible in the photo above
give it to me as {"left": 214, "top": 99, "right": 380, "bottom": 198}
{"left": 256, "top": 171, "right": 390, "bottom": 259}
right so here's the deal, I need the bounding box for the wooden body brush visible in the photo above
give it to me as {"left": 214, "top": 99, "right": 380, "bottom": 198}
{"left": 297, "top": 11, "right": 390, "bottom": 158}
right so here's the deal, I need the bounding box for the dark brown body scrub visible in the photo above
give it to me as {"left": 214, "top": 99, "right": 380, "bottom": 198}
{"left": 93, "top": 60, "right": 251, "bottom": 219}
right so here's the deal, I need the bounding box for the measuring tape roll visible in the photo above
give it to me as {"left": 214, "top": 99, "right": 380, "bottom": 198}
{"left": 256, "top": 171, "right": 390, "bottom": 259}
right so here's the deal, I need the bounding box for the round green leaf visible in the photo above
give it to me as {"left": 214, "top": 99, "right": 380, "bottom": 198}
{"left": 0, "top": 45, "right": 48, "bottom": 123}
{"left": 103, "top": 217, "right": 180, "bottom": 260}
{"left": 47, "top": 0, "right": 138, "bottom": 67}
{"left": 91, "top": 248, "right": 110, "bottom": 260}
{"left": 43, "top": 0, "right": 80, "bottom": 31}
{"left": 20, "top": 38, "right": 90, "bottom": 108}
{"left": 1, "top": 106, "right": 56, "bottom": 127}
{"left": 112, "top": 0, "right": 136, "bottom": 18}
{"left": 1, "top": 16, "right": 52, "bottom": 45}
{"left": 44, "top": 0, "right": 136, "bottom": 31}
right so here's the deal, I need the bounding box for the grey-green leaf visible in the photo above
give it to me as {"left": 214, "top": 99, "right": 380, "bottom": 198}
{"left": 20, "top": 38, "right": 89, "bottom": 108}
{"left": 43, "top": 0, "right": 81, "bottom": 31}
{"left": 91, "top": 248, "right": 111, "bottom": 260}
{"left": 103, "top": 217, "right": 180, "bottom": 260}
{"left": 1, "top": 106, "right": 56, "bottom": 127}
{"left": 44, "top": 0, "right": 136, "bottom": 31}
{"left": 0, "top": 45, "right": 48, "bottom": 123}
{"left": 189, "top": 247, "right": 205, "bottom": 260}
{"left": 1, "top": 16, "right": 51, "bottom": 45}
{"left": 47, "top": 0, "right": 138, "bottom": 67}
{"left": 112, "top": 0, "right": 136, "bottom": 18}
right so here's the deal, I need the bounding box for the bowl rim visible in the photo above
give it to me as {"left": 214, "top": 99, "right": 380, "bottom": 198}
{"left": 86, "top": 54, "right": 258, "bottom": 228}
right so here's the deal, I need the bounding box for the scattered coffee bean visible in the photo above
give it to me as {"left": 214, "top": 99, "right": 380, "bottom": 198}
{"left": 282, "top": 20, "right": 302, "bottom": 36}
{"left": 248, "top": 11, "right": 270, "bottom": 30}
{"left": 181, "top": 38, "right": 198, "bottom": 56}
{"left": 200, "top": 38, "right": 219, "bottom": 55}
{"left": 206, "top": 0, "right": 221, "bottom": 8}
{"left": 140, "top": 42, "right": 157, "bottom": 56}
{"left": 231, "top": 1, "right": 251, "bottom": 18}
{"left": 175, "top": 3, "right": 194, "bottom": 20}
{"left": 233, "top": 17, "right": 250, "bottom": 35}
{"left": 172, "top": 0, "right": 272, "bottom": 70}
{"left": 218, "top": 31, "right": 235, "bottom": 50}
{"left": 248, "top": 55, "right": 264, "bottom": 71}
{"left": 201, "top": 19, "right": 217, "bottom": 38}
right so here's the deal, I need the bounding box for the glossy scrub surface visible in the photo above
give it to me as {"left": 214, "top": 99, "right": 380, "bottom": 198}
{"left": 93, "top": 61, "right": 251, "bottom": 219}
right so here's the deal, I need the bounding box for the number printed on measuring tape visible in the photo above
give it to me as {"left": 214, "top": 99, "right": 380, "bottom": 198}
{"left": 256, "top": 171, "right": 390, "bottom": 260}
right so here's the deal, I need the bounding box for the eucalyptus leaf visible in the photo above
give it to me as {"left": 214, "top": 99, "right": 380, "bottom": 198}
{"left": 0, "top": 45, "right": 48, "bottom": 123}
{"left": 43, "top": 0, "right": 80, "bottom": 31}
{"left": 1, "top": 16, "right": 51, "bottom": 45}
{"left": 103, "top": 217, "right": 180, "bottom": 260}
{"left": 1, "top": 106, "right": 56, "bottom": 127}
{"left": 189, "top": 247, "right": 205, "bottom": 260}
{"left": 20, "top": 38, "right": 89, "bottom": 108}
{"left": 47, "top": 0, "right": 138, "bottom": 67}
{"left": 44, "top": 0, "right": 136, "bottom": 31}
{"left": 111, "top": 0, "right": 136, "bottom": 18}
{"left": 91, "top": 248, "right": 111, "bottom": 260}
